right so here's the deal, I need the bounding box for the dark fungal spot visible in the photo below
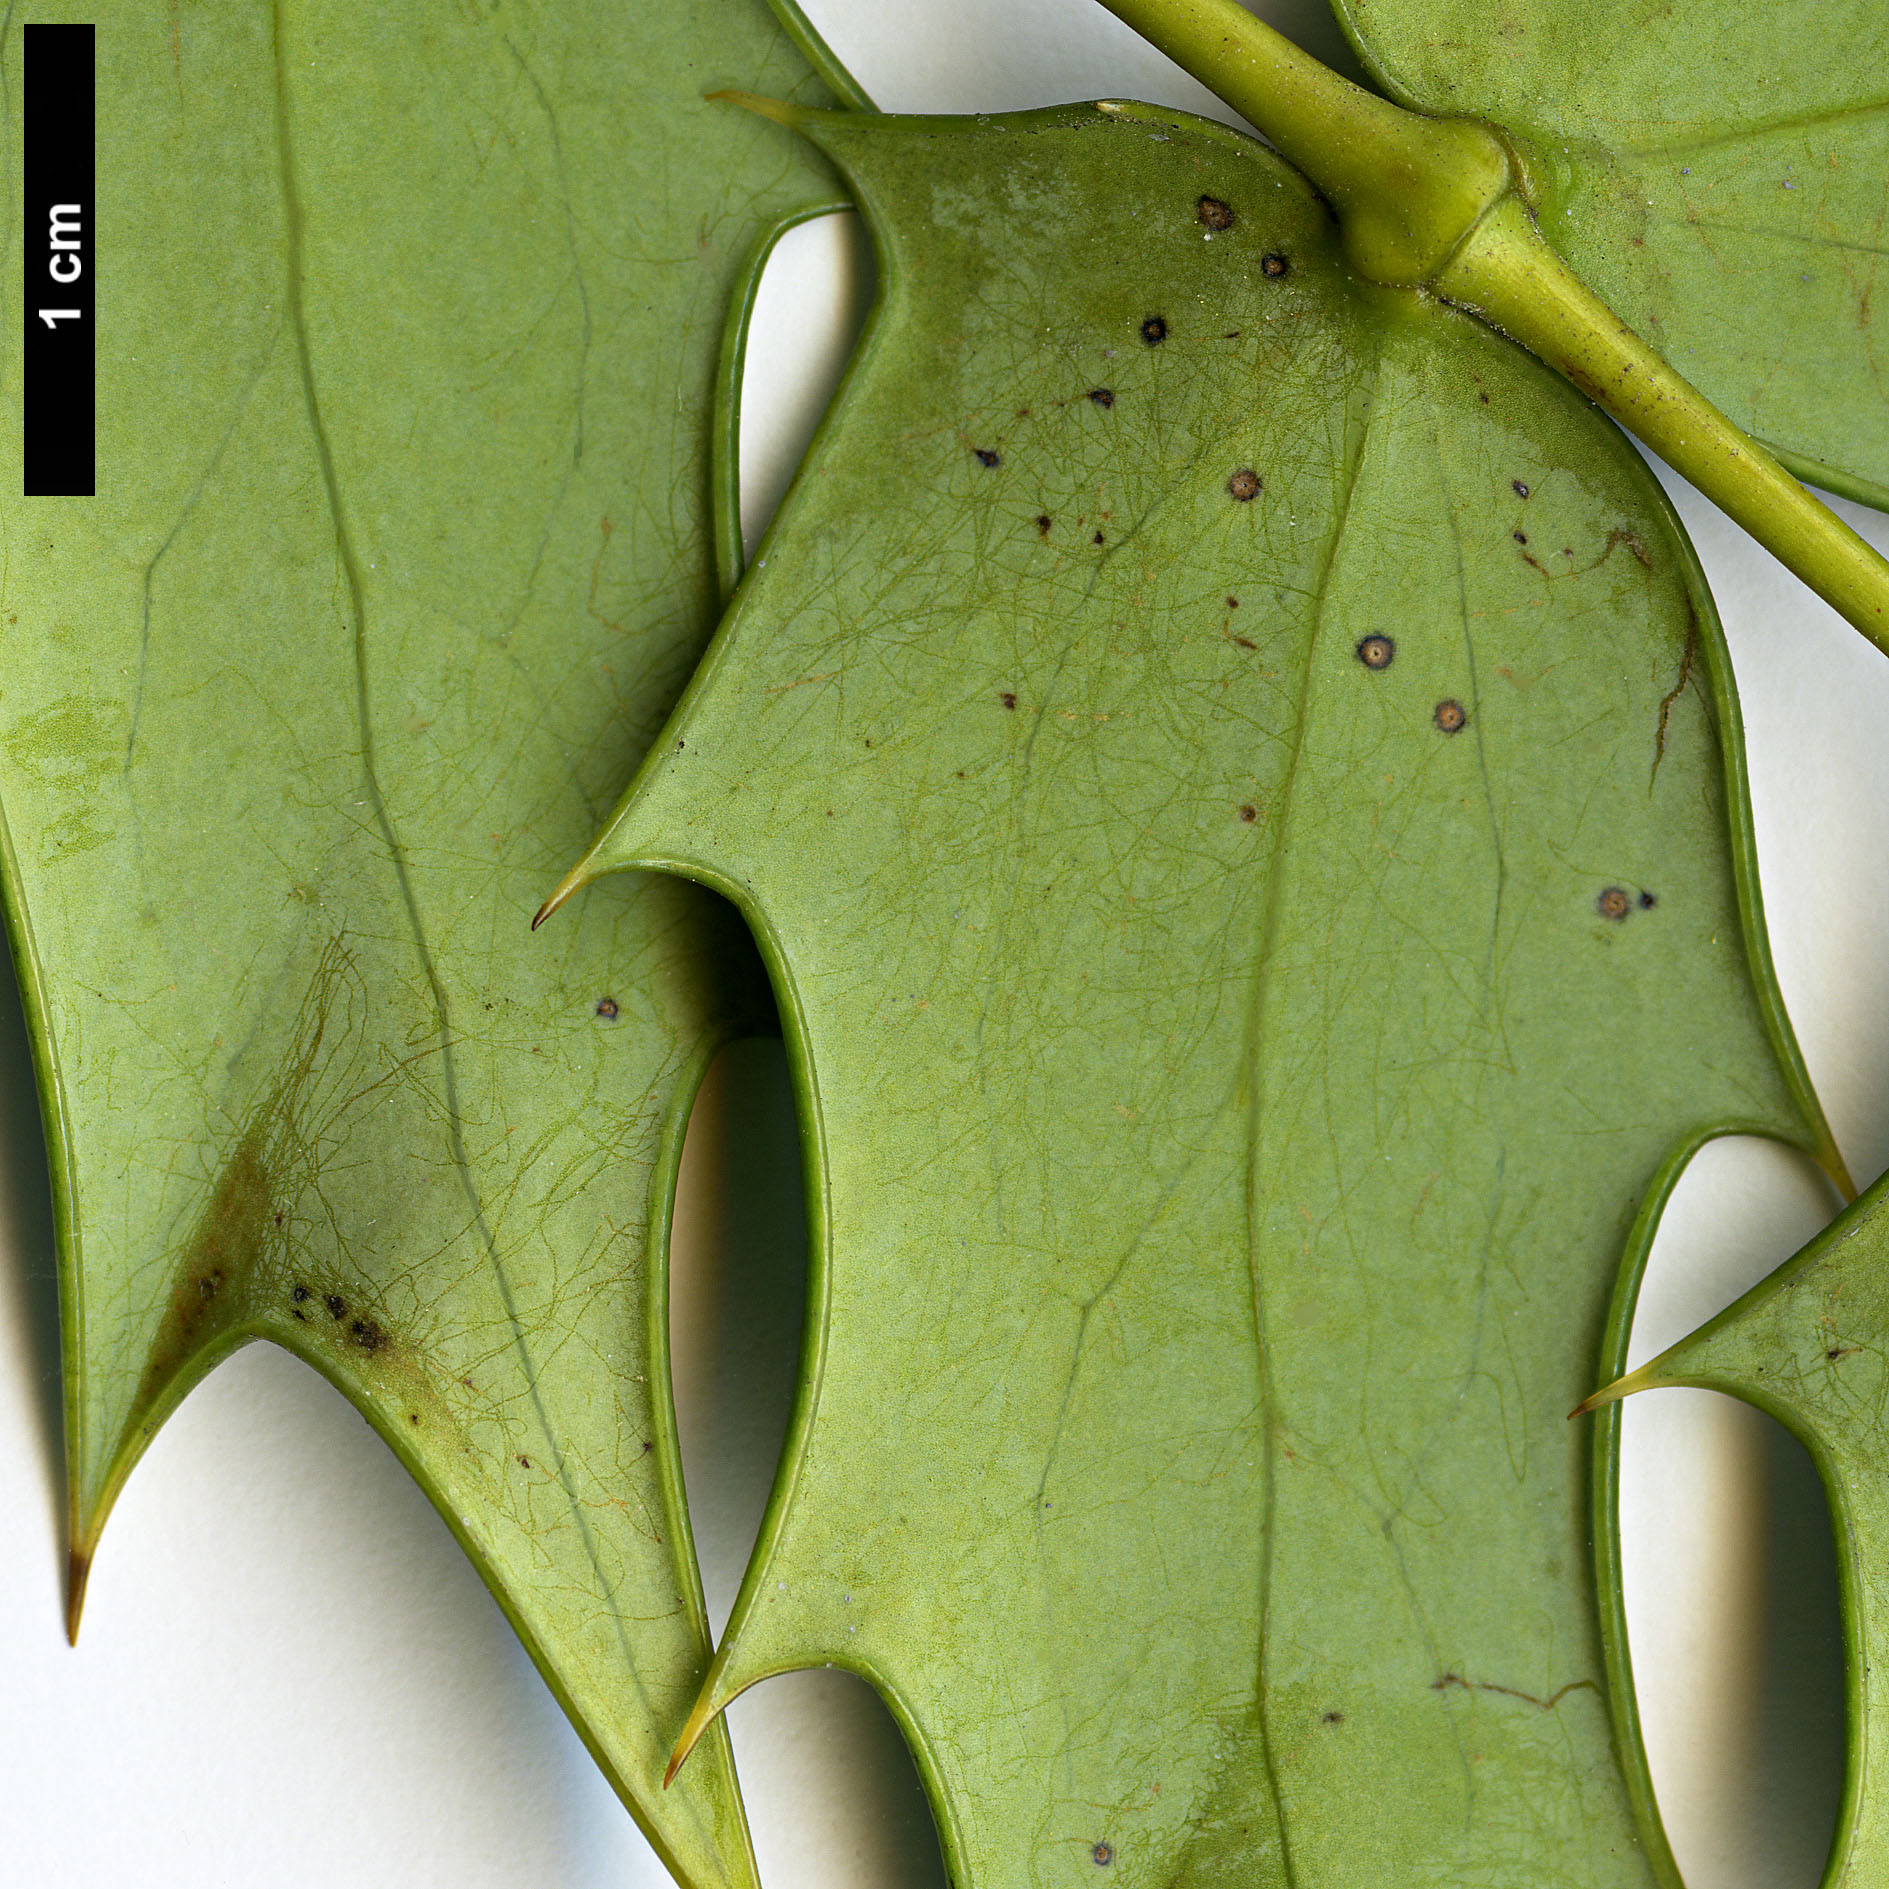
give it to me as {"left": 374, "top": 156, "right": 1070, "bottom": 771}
{"left": 973, "top": 448, "right": 1001, "bottom": 468}
{"left": 326, "top": 1293, "right": 346, "bottom": 1319}
{"left": 291, "top": 1284, "right": 310, "bottom": 1304}
{"left": 1478, "top": 390, "right": 1490, "bottom": 405}
{"left": 1233, "top": 634, "right": 1257, "bottom": 650}
{"left": 1227, "top": 467, "right": 1262, "bottom": 502}
{"left": 409, "top": 1412, "right": 421, "bottom": 1425}
{"left": 1088, "top": 387, "right": 1115, "bottom": 409}
{"left": 595, "top": 995, "right": 620, "bottom": 1021}
{"left": 1093, "top": 530, "right": 1105, "bottom": 545}
{"left": 1140, "top": 315, "right": 1168, "bottom": 345}
{"left": 1597, "top": 886, "right": 1632, "bottom": 922}
{"left": 1357, "top": 634, "right": 1395, "bottom": 671}
{"left": 1639, "top": 891, "right": 1657, "bottom": 909}
{"left": 1513, "top": 530, "right": 1528, "bottom": 545}
{"left": 1092, "top": 1844, "right": 1114, "bottom": 1867}
{"left": 1227, "top": 595, "right": 1239, "bottom": 608}
{"left": 517, "top": 1454, "right": 531, "bottom": 1469}
{"left": 1239, "top": 804, "right": 1258, "bottom": 823}
{"left": 1323, "top": 1711, "right": 1345, "bottom": 1724}
{"left": 1261, "top": 253, "right": 1289, "bottom": 278}
{"left": 1434, "top": 699, "right": 1467, "bottom": 734}
{"left": 273, "top": 1210, "right": 284, "bottom": 1227}
{"left": 349, "top": 1317, "right": 387, "bottom": 1353}
{"left": 1036, "top": 514, "right": 1052, "bottom": 538}
{"left": 1513, "top": 480, "right": 1531, "bottom": 498}
{"left": 1196, "top": 195, "right": 1234, "bottom": 231}
{"left": 1000, "top": 691, "right": 1018, "bottom": 710}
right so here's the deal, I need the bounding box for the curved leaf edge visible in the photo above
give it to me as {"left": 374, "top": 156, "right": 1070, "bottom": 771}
{"left": 712, "top": 193, "right": 859, "bottom": 602}
{"left": 763, "top": 0, "right": 875, "bottom": 113}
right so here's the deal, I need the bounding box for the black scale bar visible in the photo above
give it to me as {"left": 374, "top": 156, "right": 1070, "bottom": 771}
{"left": 23, "top": 23, "right": 94, "bottom": 498}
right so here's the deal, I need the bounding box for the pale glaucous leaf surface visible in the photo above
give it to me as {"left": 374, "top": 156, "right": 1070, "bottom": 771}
{"left": 571, "top": 99, "right": 1842, "bottom": 1884}
{"left": 0, "top": 4, "right": 849, "bottom": 1880}
{"left": 1328, "top": 0, "right": 1889, "bottom": 508}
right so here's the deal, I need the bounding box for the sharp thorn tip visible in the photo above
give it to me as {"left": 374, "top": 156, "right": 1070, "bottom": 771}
{"left": 64, "top": 1547, "right": 91, "bottom": 1646}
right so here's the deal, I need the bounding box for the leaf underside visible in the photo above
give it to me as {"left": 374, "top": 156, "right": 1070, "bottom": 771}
{"left": 0, "top": 3, "right": 844, "bottom": 1881}
{"left": 577, "top": 102, "right": 1841, "bottom": 1884}
{"left": 1330, "top": 0, "right": 1889, "bottom": 510}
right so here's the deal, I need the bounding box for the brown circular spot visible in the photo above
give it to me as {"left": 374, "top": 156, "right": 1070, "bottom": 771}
{"left": 1434, "top": 699, "right": 1467, "bottom": 734}
{"left": 1639, "top": 890, "right": 1657, "bottom": 909}
{"left": 1000, "top": 691, "right": 1018, "bottom": 709}
{"left": 1196, "top": 195, "right": 1234, "bottom": 231}
{"left": 1356, "top": 634, "right": 1395, "bottom": 671}
{"left": 1512, "top": 479, "right": 1530, "bottom": 498}
{"left": 595, "top": 995, "right": 619, "bottom": 1021}
{"left": 1088, "top": 387, "right": 1115, "bottom": 409}
{"left": 1092, "top": 1843, "right": 1114, "bottom": 1866}
{"left": 1597, "top": 886, "right": 1632, "bottom": 922}
{"left": 1140, "top": 315, "right": 1168, "bottom": 345}
{"left": 1227, "top": 467, "right": 1262, "bottom": 502}
{"left": 973, "top": 447, "right": 1000, "bottom": 468}
{"left": 1239, "top": 804, "right": 1258, "bottom": 823}
{"left": 1261, "top": 253, "right": 1289, "bottom": 278}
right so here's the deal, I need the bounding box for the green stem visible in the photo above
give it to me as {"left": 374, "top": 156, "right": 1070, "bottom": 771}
{"left": 1093, "top": 0, "right": 1889, "bottom": 655}
{"left": 1438, "top": 199, "right": 1889, "bottom": 647}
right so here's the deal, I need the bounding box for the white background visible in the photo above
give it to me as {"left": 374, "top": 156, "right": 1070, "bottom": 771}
{"left": 3, "top": 1, "right": 1884, "bottom": 1882}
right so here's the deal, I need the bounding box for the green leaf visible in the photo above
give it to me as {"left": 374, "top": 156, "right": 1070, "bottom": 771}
{"left": 0, "top": 4, "right": 845, "bottom": 1880}
{"left": 1585, "top": 1164, "right": 1889, "bottom": 1886}
{"left": 559, "top": 100, "right": 1844, "bottom": 1882}
{"left": 1326, "top": 0, "right": 1889, "bottom": 509}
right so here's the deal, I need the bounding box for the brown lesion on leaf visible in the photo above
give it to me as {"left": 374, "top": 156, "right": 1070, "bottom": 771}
{"left": 127, "top": 938, "right": 417, "bottom": 1427}
{"left": 133, "top": 1130, "right": 276, "bottom": 1408}
{"left": 1604, "top": 526, "right": 1654, "bottom": 569}
{"left": 1432, "top": 1672, "right": 1599, "bottom": 1711}
{"left": 1652, "top": 615, "right": 1701, "bottom": 782}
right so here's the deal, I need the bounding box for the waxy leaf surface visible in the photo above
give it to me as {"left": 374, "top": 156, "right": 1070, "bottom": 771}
{"left": 0, "top": 4, "right": 844, "bottom": 1879}
{"left": 1595, "top": 1166, "right": 1889, "bottom": 1889}
{"left": 571, "top": 102, "right": 1843, "bottom": 1884}
{"left": 1329, "top": 0, "right": 1889, "bottom": 507}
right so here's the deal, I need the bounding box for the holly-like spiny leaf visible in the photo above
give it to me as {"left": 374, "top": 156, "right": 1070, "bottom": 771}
{"left": 1327, "top": 0, "right": 1889, "bottom": 509}
{"left": 555, "top": 100, "right": 1845, "bottom": 1883}
{"left": 0, "top": 3, "right": 848, "bottom": 1879}
{"left": 1584, "top": 1161, "right": 1889, "bottom": 1889}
